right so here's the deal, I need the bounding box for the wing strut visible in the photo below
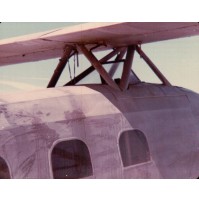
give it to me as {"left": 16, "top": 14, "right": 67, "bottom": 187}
{"left": 108, "top": 48, "right": 127, "bottom": 78}
{"left": 65, "top": 48, "right": 122, "bottom": 86}
{"left": 47, "top": 46, "right": 73, "bottom": 88}
{"left": 135, "top": 45, "right": 171, "bottom": 86}
{"left": 120, "top": 46, "right": 135, "bottom": 90}
{"left": 78, "top": 45, "right": 120, "bottom": 90}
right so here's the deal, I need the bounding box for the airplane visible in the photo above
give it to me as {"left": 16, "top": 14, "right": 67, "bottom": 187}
{"left": 0, "top": 22, "right": 199, "bottom": 179}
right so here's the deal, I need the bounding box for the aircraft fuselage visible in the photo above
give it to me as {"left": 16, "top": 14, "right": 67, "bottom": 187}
{"left": 0, "top": 83, "right": 199, "bottom": 179}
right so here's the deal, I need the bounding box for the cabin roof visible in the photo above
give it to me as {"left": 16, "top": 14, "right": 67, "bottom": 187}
{"left": 0, "top": 84, "right": 185, "bottom": 105}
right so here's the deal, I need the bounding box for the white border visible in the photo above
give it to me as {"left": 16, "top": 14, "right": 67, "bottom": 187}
{"left": 1, "top": 2, "right": 198, "bottom": 200}
{"left": 1, "top": 1, "right": 199, "bottom": 22}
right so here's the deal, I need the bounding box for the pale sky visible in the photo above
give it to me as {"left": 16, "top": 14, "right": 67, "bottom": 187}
{"left": 0, "top": 22, "right": 199, "bottom": 94}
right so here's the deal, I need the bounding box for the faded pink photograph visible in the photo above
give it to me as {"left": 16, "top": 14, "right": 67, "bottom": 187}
{"left": 0, "top": 22, "right": 199, "bottom": 179}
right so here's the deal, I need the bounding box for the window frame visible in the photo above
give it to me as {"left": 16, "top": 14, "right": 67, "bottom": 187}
{"left": 49, "top": 138, "right": 94, "bottom": 179}
{"left": 0, "top": 156, "right": 11, "bottom": 179}
{"left": 118, "top": 129, "right": 151, "bottom": 168}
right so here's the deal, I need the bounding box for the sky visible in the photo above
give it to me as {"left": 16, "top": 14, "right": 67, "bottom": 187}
{"left": 0, "top": 22, "right": 199, "bottom": 94}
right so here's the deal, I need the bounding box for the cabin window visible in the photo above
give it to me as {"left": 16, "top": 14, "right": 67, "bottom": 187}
{"left": 119, "top": 130, "right": 150, "bottom": 167}
{"left": 0, "top": 157, "right": 10, "bottom": 179}
{"left": 51, "top": 140, "right": 93, "bottom": 179}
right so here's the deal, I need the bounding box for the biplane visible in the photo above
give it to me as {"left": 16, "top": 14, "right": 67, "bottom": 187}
{"left": 0, "top": 22, "right": 199, "bottom": 179}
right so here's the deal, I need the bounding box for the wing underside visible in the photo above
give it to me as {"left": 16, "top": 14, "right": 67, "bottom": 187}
{"left": 0, "top": 22, "right": 199, "bottom": 66}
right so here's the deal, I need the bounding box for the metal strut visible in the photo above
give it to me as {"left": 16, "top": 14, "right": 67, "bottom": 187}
{"left": 135, "top": 45, "right": 171, "bottom": 86}
{"left": 47, "top": 46, "right": 73, "bottom": 88}
{"left": 78, "top": 45, "right": 120, "bottom": 90}
{"left": 108, "top": 48, "right": 127, "bottom": 78}
{"left": 65, "top": 48, "right": 122, "bottom": 86}
{"left": 120, "top": 46, "right": 135, "bottom": 90}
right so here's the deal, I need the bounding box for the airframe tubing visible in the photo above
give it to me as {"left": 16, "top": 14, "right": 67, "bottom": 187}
{"left": 108, "top": 48, "right": 127, "bottom": 78}
{"left": 135, "top": 45, "right": 171, "bottom": 86}
{"left": 120, "top": 46, "right": 135, "bottom": 90}
{"left": 78, "top": 45, "right": 120, "bottom": 90}
{"left": 47, "top": 46, "right": 73, "bottom": 88}
{"left": 65, "top": 48, "right": 122, "bottom": 85}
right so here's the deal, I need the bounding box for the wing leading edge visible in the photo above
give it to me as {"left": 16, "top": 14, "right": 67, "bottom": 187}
{"left": 0, "top": 22, "right": 199, "bottom": 67}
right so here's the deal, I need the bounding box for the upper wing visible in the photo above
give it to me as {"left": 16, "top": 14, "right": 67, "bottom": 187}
{"left": 1, "top": 22, "right": 199, "bottom": 67}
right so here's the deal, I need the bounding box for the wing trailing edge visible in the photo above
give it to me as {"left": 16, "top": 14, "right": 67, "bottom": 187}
{"left": 0, "top": 22, "right": 199, "bottom": 67}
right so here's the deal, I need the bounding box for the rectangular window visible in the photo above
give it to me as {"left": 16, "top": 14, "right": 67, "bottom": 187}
{"left": 51, "top": 140, "right": 93, "bottom": 179}
{"left": 119, "top": 130, "right": 150, "bottom": 167}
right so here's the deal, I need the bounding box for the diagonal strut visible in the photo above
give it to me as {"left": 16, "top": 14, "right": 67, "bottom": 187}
{"left": 136, "top": 45, "right": 171, "bottom": 86}
{"left": 78, "top": 45, "right": 120, "bottom": 90}
{"left": 65, "top": 48, "right": 122, "bottom": 86}
{"left": 47, "top": 46, "right": 73, "bottom": 88}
